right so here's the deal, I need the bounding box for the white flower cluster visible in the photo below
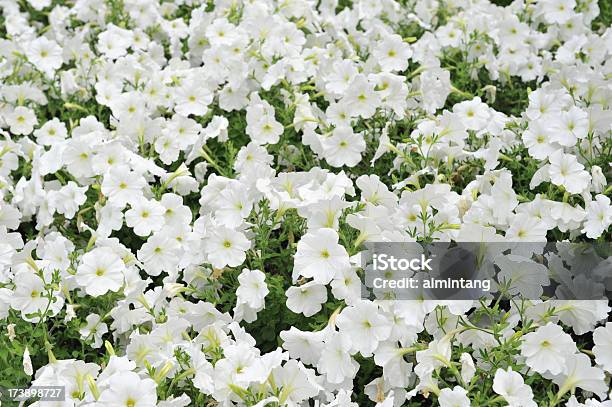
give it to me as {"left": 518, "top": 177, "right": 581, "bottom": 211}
{"left": 0, "top": 0, "right": 610, "bottom": 405}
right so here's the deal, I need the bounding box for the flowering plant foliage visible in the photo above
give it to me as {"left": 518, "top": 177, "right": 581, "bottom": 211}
{"left": 0, "top": 0, "right": 611, "bottom": 406}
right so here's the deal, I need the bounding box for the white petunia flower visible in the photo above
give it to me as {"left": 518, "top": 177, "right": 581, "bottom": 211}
{"left": 492, "top": 367, "right": 537, "bottom": 407}
{"left": 236, "top": 268, "right": 269, "bottom": 309}
{"left": 286, "top": 281, "right": 327, "bottom": 317}
{"left": 342, "top": 75, "right": 381, "bottom": 119}
{"left": 453, "top": 97, "right": 490, "bottom": 131}
{"left": 551, "top": 353, "right": 607, "bottom": 398}
{"left": 48, "top": 181, "right": 88, "bottom": 219}
{"left": 581, "top": 195, "right": 612, "bottom": 239}
{"left": 318, "top": 332, "right": 359, "bottom": 384}
{"left": 321, "top": 127, "right": 366, "bottom": 168}
{"left": 6, "top": 106, "right": 38, "bottom": 135}
{"left": 26, "top": 37, "right": 63, "bottom": 76}
{"left": 548, "top": 150, "right": 591, "bottom": 194}
{"left": 76, "top": 247, "right": 126, "bottom": 296}
{"left": 204, "top": 225, "right": 250, "bottom": 269}
{"left": 293, "top": 228, "right": 351, "bottom": 284}
{"left": 98, "top": 371, "right": 157, "bottom": 406}
{"left": 336, "top": 301, "right": 392, "bottom": 357}
{"left": 593, "top": 322, "right": 612, "bottom": 373}
{"left": 373, "top": 34, "right": 412, "bottom": 72}
{"left": 10, "top": 270, "right": 64, "bottom": 322}
{"left": 520, "top": 322, "right": 577, "bottom": 375}
{"left": 33, "top": 118, "right": 68, "bottom": 145}
{"left": 125, "top": 198, "right": 166, "bottom": 236}
{"left": 79, "top": 313, "right": 108, "bottom": 348}
{"left": 438, "top": 386, "right": 470, "bottom": 407}
{"left": 137, "top": 233, "right": 180, "bottom": 276}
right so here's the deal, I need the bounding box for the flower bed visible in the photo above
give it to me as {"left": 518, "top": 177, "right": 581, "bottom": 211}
{"left": 0, "top": 0, "right": 611, "bottom": 405}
